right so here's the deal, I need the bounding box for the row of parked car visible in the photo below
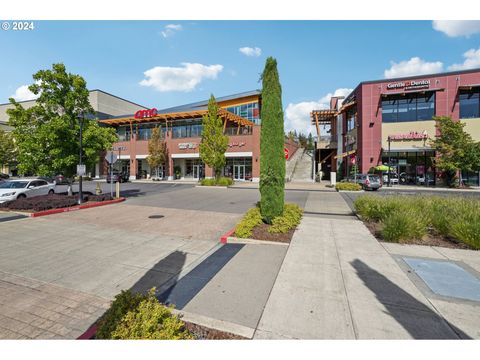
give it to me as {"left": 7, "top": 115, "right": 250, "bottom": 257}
{"left": 0, "top": 177, "right": 57, "bottom": 203}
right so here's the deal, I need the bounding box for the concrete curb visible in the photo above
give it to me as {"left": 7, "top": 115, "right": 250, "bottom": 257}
{"left": 171, "top": 309, "right": 254, "bottom": 339}
{"left": 220, "top": 228, "right": 236, "bottom": 244}
{"left": 195, "top": 185, "right": 229, "bottom": 189}
{"left": 226, "top": 236, "right": 289, "bottom": 247}
{"left": 29, "top": 198, "right": 126, "bottom": 218}
{"left": 77, "top": 324, "right": 97, "bottom": 340}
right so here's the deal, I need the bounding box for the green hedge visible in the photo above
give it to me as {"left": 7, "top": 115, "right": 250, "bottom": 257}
{"left": 200, "top": 177, "right": 234, "bottom": 186}
{"left": 354, "top": 195, "right": 480, "bottom": 249}
{"left": 234, "top": 203, "right": 303, "bottom": 238}
{"left": 335, "top": 182, "right": 362, "bottom": 191}
{"left": 96, "top": 289, "right": 193, "bottom": 340}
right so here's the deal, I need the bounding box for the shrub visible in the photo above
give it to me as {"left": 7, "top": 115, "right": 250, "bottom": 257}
{"left": 216, "top": 177, "right": 234, "bottom": 186}
{"left": 97, "top": 289, "right": 193, "bottom": 340}
{"left": 110, "top": 289, "right": 193, "bottom": 340}
{"left": 269, "top": 203, "right": 303, "bottom": 234}
{"left": 381, "top": 209, "right": 428, "bottom": 243}
{"left": 450, "top": 219, "right": 480, "bottom": 250}
{"left": 200, "top": 177, "right": 233, "bottom": 186}
{"left": 96, "top": 289, "right": 146, "bottom": 339}
{"left": 335, "top": 182, "right": 362, "bottom": 191}
{"left": 234, "top": 207, "right": 263, "bottom": 238}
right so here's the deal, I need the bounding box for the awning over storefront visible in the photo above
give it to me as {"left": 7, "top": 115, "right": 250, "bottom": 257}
{"left": 338, "top": 100, "right": 356, "bottom": 113}
{"left": 381, "top": 88, "right": 444, "bottom": 97}
{"left": 458, "top": 84, "right": 480, "bottom": 90}
{"left": 334, "top": 150, "right": 356, "bottom": 159}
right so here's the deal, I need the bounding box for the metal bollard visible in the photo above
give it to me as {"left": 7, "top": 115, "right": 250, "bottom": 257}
{"left": 116, "top": 181, "right": 120, "bottom": 199}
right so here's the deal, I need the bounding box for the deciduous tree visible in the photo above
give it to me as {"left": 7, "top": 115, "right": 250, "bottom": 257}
{"left": 199, "top": 95, "right": 228, "bottom": 180}
{"left": 146, "top": 126, "right": 167, "bottom": 179}
{"left": 430, "top": 116, "right": 480, "bottom": 186}
{"left": 7, "top": 63, "right": 117, "bottom": 177}
{"left": 0, "top": 129, "right": 16, "bottom": 170}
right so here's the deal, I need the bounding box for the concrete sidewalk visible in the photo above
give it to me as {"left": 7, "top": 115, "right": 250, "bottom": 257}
{"left": 254, "top": 191, "right": 478, "bottom": 339}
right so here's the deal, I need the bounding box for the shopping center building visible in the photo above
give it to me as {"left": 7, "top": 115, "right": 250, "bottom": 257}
{"left": 99, "top": 91, "right": 298, "bottom": 182}
{"left": 311, "top": 68, "right": 480, "bottom": 186}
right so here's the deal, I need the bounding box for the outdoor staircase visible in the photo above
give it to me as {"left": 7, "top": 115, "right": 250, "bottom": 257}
{"left": 290, "top": 149, "right": 314, "bottom": 182}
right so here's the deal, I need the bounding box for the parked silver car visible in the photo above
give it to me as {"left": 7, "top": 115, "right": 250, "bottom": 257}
{"left": 356, "top": 174, "right": 382, "bottom": 191}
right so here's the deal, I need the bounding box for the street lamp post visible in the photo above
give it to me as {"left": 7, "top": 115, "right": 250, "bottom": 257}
{"left": 387, "top": 135, "right": 391, "bottom": 187}
{"left": 78, "top": 114, "right": 84, "bottom": 204}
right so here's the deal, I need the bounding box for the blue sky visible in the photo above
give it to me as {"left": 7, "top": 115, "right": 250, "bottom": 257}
{"left": 1, "top": 20, "right": 480, "bottom": 134}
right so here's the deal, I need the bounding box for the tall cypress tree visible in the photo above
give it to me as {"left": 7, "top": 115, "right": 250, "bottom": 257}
{"left": 260, "top": 57, "right": 285, "bottom": 223}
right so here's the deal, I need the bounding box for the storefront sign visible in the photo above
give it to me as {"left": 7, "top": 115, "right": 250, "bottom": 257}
{"left": 134, "top": 108, "right": 158, "bottom": 119}
{"left": 113, "top": 146, "right": 127, "bottom": 151}
{"left": 386, "top": 79, "right": 430, "bottom": 91}
{"left": 178, "top": 142, "right": 197, "bottom": 149}
{"left": 228, "top": 141, "right": 246, "bottom": 148}
{"left": 388, "top": 131, "right": 428, "bottom": 141}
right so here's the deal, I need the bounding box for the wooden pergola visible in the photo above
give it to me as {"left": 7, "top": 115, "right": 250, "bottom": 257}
{"left": 310, "top": 109, "right": 337, "bottom": 138}
{"left": 99, "top": 108, "right": 255, "bottom": 135}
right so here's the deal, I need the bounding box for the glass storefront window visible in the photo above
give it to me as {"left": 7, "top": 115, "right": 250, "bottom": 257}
{"left": 459, "top": 89, "right": 480, "bottom": 119}
{"left": 171, "top": 119, "right": 203, "bottom": 139}
{"left": 382, "top": 151, "right": 436, "bottom": 186}
{"left": 223, "top": 157, "right": 253, "bottom": 181}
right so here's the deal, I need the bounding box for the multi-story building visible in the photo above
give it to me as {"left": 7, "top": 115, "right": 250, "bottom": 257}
{"left": 311, "top": 68, "right": 480, "bottom": 186}
{"left": 99, "top": 91, "right": 269, "bottom": 181}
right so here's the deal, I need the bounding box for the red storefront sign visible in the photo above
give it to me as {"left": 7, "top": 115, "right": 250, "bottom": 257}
{"left": 134, "top": 108, "right": 158, "bottom": 119}
{"left": 388, "top": 131, "right": 428, "bottom": 141}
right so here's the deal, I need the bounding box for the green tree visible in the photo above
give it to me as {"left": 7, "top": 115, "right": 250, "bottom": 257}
{"left": 199, "top": 95, "right": 228, "bottom": 180}
{"left": 259, "top": 57, "right": 285, "bottom": 223}
{"left": 298, "top": 132, "right": 307, "bottom": 148}
{"left": 146, "top": 126, "right": 167, "bottom": 179}
{"left": 307, "top": 132, "right": 314, "bottom": 150}
{"left": 430, "top": 116, "right": 480, "bottom": 187}
{"left": 0, "top": 129, "right": 17, "bottom": 170}
{"left": 7, "top": 63, "right": 117, "bottom": 177}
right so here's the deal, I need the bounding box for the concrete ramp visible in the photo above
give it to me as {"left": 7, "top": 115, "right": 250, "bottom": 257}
{"left": 291, "top": 149, "right": 313, "bottom": 182}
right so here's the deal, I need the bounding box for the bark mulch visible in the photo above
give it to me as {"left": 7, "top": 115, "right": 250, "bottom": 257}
{"left": 364, "top": 221, "right": 471, "bottom": 250}
{"left": 249, "top": 223, "right": 295, "bottom": 243}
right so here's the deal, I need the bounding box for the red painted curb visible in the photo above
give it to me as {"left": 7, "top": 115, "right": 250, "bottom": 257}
{"left": 29, "top": 198, "right": 126, "bottom": 218}
{"left": 77, "top": 324, "right": 97, "bottom": 340}
{"left": 220, "top": 228, "right": 236, "bottom": 244}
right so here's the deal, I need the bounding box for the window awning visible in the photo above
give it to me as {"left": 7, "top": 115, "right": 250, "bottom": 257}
{"left": 458, "top": 84, "right": 480, "bottom": 90}
{"left": 381, "top": 88, "right": 444, "bottom": 97}
{"left": 334, "top": 150, "right": 356, "bottom": 159}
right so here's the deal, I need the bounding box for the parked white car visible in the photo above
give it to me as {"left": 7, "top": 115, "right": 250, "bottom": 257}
{"left": 0, "top": 179, "right": 55, "bottom": 203}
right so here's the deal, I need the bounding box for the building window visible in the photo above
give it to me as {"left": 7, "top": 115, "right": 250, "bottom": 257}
{"left": 225, "top": 101, "right": 260, "bottom": 124}
{"left": 171, "top": 119, "right": 203, "bottom": 139}
{"left": 382, "top": 92, "right": 435, "bottom": 122}
{"left": 459, "top": 89, "right": 480, "bottom": 119}
{"left": 346, "top": 108, "right": 356, "bottom": 131}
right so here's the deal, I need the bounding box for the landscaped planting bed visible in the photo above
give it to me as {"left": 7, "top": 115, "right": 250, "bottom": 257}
{"left": 93, "top": 289, "right": 245, "bottom": 340}
{"left": 234, "top": 203, "right": 303, "bottom": 243}
{"left": 0, "top": 193, "right": 113, "bottom": 212}
{"left": 354, "top": 195, "right": 480, "bottom": 250}
{"left": 200, "top": 177, "right": 234, "bottom": 186}
{"left": 336, "top": 182, "right": 362, "bottom": 191}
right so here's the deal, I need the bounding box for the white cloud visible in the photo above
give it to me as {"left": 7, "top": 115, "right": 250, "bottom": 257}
{"left": 448, "top": 48, "right": 480, "bottom": 71}
{"left": 139, "top": 62, "right": 224, "bottom": 92}
{"left": 10, "top": 82, "right": 40, "bottom": 101}
{"left": 432, "top": 20, "right": 480, "bottom": 38}
{"left": 384, "top": 57, "right": 444, "bottom": 79}
{"left": 284, "top": 88, "right": 353, "bottom": 136}
{"left": 161, "top": 24, "right": 182, "bottom": 38}
{"left": 239, "top": 47, "right": 262, "bottom": 57}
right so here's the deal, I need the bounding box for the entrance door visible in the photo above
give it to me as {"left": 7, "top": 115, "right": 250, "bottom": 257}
{"left": 193, "top": 165, "right": 200, "bottom": 180}
{"left": 234, "top": 165, "right": 245, "bottom": 181}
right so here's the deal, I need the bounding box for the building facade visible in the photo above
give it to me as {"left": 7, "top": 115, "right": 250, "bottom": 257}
{"left": 100, "top": 91, "right": 276, "bottom": 182}
{"left": 312, "top": 68, "right": 480, "bottom": 186}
